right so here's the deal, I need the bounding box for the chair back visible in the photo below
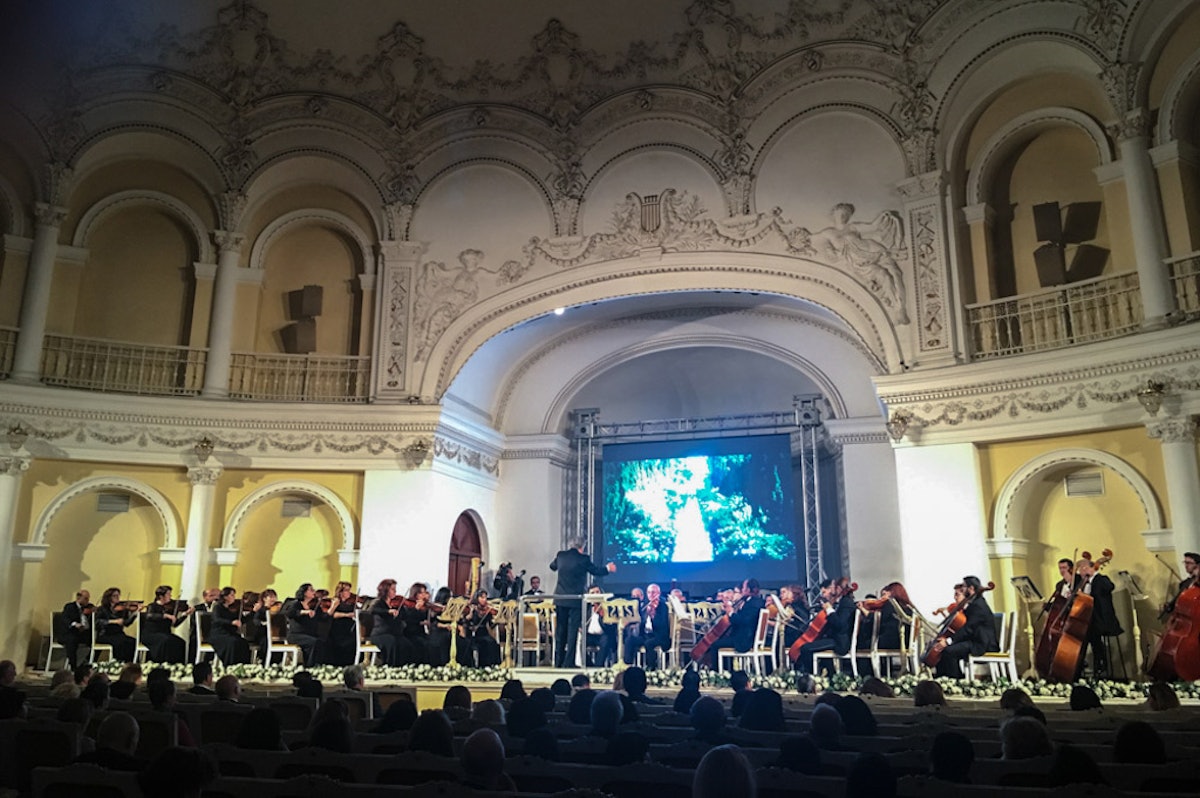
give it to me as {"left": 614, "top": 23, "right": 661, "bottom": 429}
{"left": 847, "top": 608, "right": 863, "bottom": 655}
{"left": 753, "top": 608, "right": 772, "bottom": 649}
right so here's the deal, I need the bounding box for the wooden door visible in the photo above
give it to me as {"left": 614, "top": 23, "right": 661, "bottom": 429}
{"left": 448, "top": 512, "right": 481, "bottom": 597}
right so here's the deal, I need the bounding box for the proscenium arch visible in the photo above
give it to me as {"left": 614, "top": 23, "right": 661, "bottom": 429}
{"left": 419, "top": 253, "right": 904, "bottom": 400}
{"left": 536, "top": 334, "right": 856, "bottom": 435}
{"left": 31, "top": 476, "right": 180, "bottom": 549}
{"left": 222, "top": 480, "right": 356, "bottom": 553}
{"left": 966, "top": 107, "right": 1113, "bottom": 205}
{"left": 249, "top": 209, "right": 374, "bottom": 275}
{"left": 992, "top": 448, "right": 1165, "bottom": 544}
{"left": 72, "top": 189, "right": 215, "bottom": 264}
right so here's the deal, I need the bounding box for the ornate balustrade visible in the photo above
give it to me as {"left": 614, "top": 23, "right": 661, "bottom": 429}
{"left": 41, "top": 334, "right": 207, "bottom": 395}
{"left": 966, "top": 271, "right": 1143, "bottom": 360}
{"left": 228, "top": 352, "right": 370, "bottom": 403}
{"left": 0, "top": 326, "right": 16, "bottom": 379}
{"left": 1167, "top": 251, "right": 1200, "bottom": 318}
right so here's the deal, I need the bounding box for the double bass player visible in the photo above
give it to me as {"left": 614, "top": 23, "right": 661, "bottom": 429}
{"left": 1076, "top": 556, "right": 1122, "bottom": 679}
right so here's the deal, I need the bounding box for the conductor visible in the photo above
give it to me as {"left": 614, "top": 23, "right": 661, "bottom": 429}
{"left": 550, "top": 538, "right": 616, "bottom": 668}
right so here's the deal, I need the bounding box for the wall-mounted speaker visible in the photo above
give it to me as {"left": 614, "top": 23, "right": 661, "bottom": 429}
{"left": 280, "top": 318, "right": 317, "bottom": 354}
{"left": 287, "top": 285, "right": 324, "bottom": 320}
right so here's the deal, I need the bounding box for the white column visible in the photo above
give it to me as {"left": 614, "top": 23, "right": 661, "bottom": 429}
{"left": 892, "top": 441, "right": 990, "bottom": 614}
{"left": 0, "top": 455, "right": 31, "bottom": 659}
{"left": 1113, "top": 110, "right": 1175, "bottom": 323}
{"left": 180, "top": 465, "right": 222, "bottom": 602}
{"left": 201, "top": 232, "right": 245, "bottom": 398}
{"left": 10, "top": 204, "right": 68, "bottom": 382}
{"left": 1147, "top": 416, "right": 1200, "bottom": 557}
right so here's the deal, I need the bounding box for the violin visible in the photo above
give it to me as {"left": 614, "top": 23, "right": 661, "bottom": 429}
{"left": 789, "top": 579, "right": 857, "bottom": 664}
{"left": 922, "top": 581, "right": 995, "bottom": 667}
{"left": 857, "top": 596, "right": 890, "bottom": 613}
{"left": 112, "top": 600, "right": 143, "bottom": 614}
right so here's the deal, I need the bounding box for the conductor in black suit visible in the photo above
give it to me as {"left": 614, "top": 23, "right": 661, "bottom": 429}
{"left": 58, "top": 590, "right": 92, "bottom": 668}
{"left": 1077, "top": 557, "right": 1123, "bottom": 679}
{"left": 550, "top": 538, "right": 616, "bottom": 668}
{"left": 932, "top": 575, "right": 999, "bottom": 679}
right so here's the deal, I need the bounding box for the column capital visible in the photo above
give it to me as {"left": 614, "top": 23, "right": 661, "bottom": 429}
{"left": 212, "top": 230, "right": 246, "bottom": 255}
{"left": 187, "top": 465, "right": 223, "bottom": 486}
{"left": 986, "top": 537, "right": 1030, "bottom": 560}
{"left": 0, "top": 455, "right": 31, "bottom": 477}
{"left": 216, "top": 192, "right": 247, "bottom": 231}
{"left": 1106, "top": 107, "right": 1153, "bottom": 143}
{"left": 1147, "top": 415, "right": 1197, "bottom": 444}
{"left": 961, "top": 203, "right": 994, "bottom": 226}
{"left": 33, "top": 202, "right": 69, "bottom": 228}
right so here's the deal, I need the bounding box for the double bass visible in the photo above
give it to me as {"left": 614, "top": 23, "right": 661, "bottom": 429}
{"left": 922, "top": 581, "right": 995, "bottom": 667}
{"left": 788, "top": 579, "right": 857, "bottom": 664}
{"left": 1147, "top": 568, "right": 1200, "bottom": 681}
{"left": 1044, "top": 549, "right": 1113, "bottom": 682}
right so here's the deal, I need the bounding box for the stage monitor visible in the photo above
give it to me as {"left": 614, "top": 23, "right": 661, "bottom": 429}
{"left": 599, "top": 433, "right": 799, "bottom": 588}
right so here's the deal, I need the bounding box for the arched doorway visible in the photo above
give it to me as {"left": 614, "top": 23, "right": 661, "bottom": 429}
{"left": 448, "top": 512, "right": 482, "bottom": 597}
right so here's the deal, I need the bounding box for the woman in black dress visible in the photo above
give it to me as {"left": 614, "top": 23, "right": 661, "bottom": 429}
{"left": 210, "top": 586, "right": 252, "bottom": 665}
{"left": 95, "top": 587, "right": 137, "bottom": 662}
{"left": 247, "top": 588, "right": 279, "bottom": 652}
{"left": 142, "top": 585, "right": 192, "bottom": 663}
{"left": 401, "top": 582, "right": 450, "bottom": 666}
{"left": 325, "top": 581, "right": 358, "bottom": 666}
{"left": 370, "top": 579, "right": 416, "bottom": 667}
{"left": 457, "top": 589, "right": 502, "bottom": 667}
{"left": 285, "top": 583, "right": 327, "bottom": 667}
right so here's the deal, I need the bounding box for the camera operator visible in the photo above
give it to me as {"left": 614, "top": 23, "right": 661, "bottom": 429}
{"left": 493, "top": 563, "right": 525, "bottom": 601}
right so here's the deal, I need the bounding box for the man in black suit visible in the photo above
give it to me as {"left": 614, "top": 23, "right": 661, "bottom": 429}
{"left": 187, "top": 661, "right": 215, "bottom": 695}
{"left": 933, "top": 575, "right": 999, "bottom": 679}
{"left": 1077, "top": 557, "right": 1123, "bottom": 679}
{"left": 623, "top": 583, "right": 671, "bottom": 669}
{"left": 1162, "top": 552, "right": 1199, "bottom": 616}
{"left": 58, "top": 590, "right": 92, "bottom": 669}
{"left": 550, "top": 538, "right": 616, "bottom": 668}
{"left": 795, "top": 578, "right": 855, "bottom": 674}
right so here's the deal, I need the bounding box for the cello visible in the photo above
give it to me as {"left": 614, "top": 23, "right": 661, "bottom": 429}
{"left": 788, "top": 579, "right": 857, "bottom": 664}
{"left": 922, "top": 581, "right": 995, "bottom": 667}
{"left": 1147, "top": 577, "right": 1200, "bottom": 681}
{"left": 1046, "top": 549, "right": 1112, "bottom": 682}
{"left": 690, "top": 594, "right": 745, "bottom": 664}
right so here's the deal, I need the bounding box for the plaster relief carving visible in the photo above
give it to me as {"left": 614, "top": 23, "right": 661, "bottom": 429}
{"left": 413, "top": 250, "right": 522, "bottom": 362}
{"left": 810, "top": 204, "right": 909, "bottom": 325}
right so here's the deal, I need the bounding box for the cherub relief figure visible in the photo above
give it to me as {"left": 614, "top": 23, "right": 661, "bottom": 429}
{"left": 810, "top": 203, "right": 910, "bottom": 324}
{"left": 413, "top": 249, "right": 499, "bottom": 360}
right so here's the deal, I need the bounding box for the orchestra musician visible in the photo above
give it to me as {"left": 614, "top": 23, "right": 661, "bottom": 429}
{"left": 776, "top": 584, "right": 810, "bottom": 649}
{"left": 1076, "top": 556, "right": 1122, "bottom": 679}
{"left": 585, "top": 585, "right": 617, "bottom": 667}
{"left": 549, "top": 538, "right": 616, "bottom": 669}
{"left": 931, "top": 575, "right": 998, "bottom": 679}
{"left": 1162, "top": 552, "right": 1200, "bottom": 616}
{"left": 247, "top": 589, "right": 280, "bottom": 651}
{"left": 862, "top": 582, "right": 913, "bottom": 650}
{"left": 95, "top": 587, "right": 138, "bottom": 662}
{"left": 727, "top": 578, "right": 767, "bottom": 653}
{"left": 286, "top": 583, "right": 328, "bottom": 666}
{"left": 189, "top": 587, "right": 220, "bottom": 662}
{"left": 210, "top": 587, "right": 252, "bottom": 665}
{"left": 370, "top": 579, "right": 416, "bottom": 667}
{"left": 142, "top": 585, "right": 193, "bottom": 663}
{"left": 623, "top": 583, "right": 670, "bottom": 669}
{"left": 401, "top": 582, "right": 450, "bottom": 666}
{"left": 325, "top": 581, "right": 358, "bottom": 666}
{"left": 457, "top": 589, "right": 502, "bottom": 667}
{"left": 795, "top": 578, "right": 855, "bottom": 674}
{"left": 1046, "top": 559, "right": 1078, "bottom": 611}
{"left": 524, "top": 576, "right": 544, "bottom": 596}
{"left": 57, "top": 590, "right": 92, "bottom": 669}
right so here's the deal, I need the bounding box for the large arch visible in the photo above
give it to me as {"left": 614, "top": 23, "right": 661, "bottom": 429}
{"left": 249, "top": 209, "right": 374, "bottom": 275}
{"left": 992, "top": 448, "right": 1165, "bottom": 543}
{"left": 222, "top": 479, "right": 357, "bottom": 553}
{"left": 1158, "top": 48, "right": 1200, "bottom": 145}
{"left": 71, "top": 189, "right": 215, "bottom": 264}
{"left": 31, "top": 476, "right": 180, "bottom": 549}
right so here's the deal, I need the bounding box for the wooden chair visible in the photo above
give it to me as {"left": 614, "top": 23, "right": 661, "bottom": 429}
{"left": 194, "top": 611, "right": 216, "bottom": 664}
{"left": 353, "top": 609, "right": 381, "bottom": 666}
{"left": 968, "top": 609, "right": 1019, "bottom": 682}
{"left": 717, "top": 608, "right": 776, "bottom": 676}
{"left": 810, "top": 608, "right": 863, "bottom": 676}
{"left": 132, "top": 612, "right": 150, "bottom": 664}
{"left": 88, "top": 615, "right": 114, "bottom": 665}
{"left": 263, "top": 612, "right": 301, "bottom": 668}
{"left": 44, "top": 611, "right": 68, "bottom": 674}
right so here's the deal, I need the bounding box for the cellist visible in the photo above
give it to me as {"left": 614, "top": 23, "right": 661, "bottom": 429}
{"left": 931, "top": 576, "right": 998, "bottom": 679}
{"left": 795, "top": 578, "right": 856, "bottom": 675}
{"left": 1161, "top": 552, "right": 1200, "bottom": 616}
{"left": 1076, "top": 556, "right": 1122, "bottom": 679}
{"left": 725, "top": 578, "right": 767, "bottom": 653}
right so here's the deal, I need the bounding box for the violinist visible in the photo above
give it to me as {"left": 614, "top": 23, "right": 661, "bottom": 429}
{"left": 623, "top": 583, "right": 670, "bottom": 669}
{"left": 211, "top": 587, "right": 252, "bottom": 665}
{"left": 457, "top": 589, "right": 502, "bottom": 667}
{"left": 95, "top": 587, "right": 138, "bottom": 662}
{"left": 325, "top": 581, "right": 358, "bottom": 666}
{"left": 57, "top": 590, "right": 92, "bottom": 668}
{"left": 727, "top": 578, "right": 767, "bottom": 653}
{"left": 776, "top": 584, "right": 811, "bottom": 650}
{"left": 370, "top": 578, "right": 416, "bottom": 666}
{"left": 934, "top": 584, "right": 965, "bottom": 617}
{"left": 1161, "top": 552, "right": 1200, "bottom": 616}
{"left": 858, "top": 582, "right": 913, "bottom": 650}
{"left": 286, "top": 583, "right": 328, "bottom": 666}
{"left": 246, "top": 589, "right": 279, "bottom": 651}
{"left": 1076, "top": 557, "right": 1122, "bottom": 679}
{"left": 142, "top": 585, "right": 193, "bottom": 663}
{"left": 401, "top": 582, "right": 451, "bottom": 666}
{"left": 585, "top": 585, "right": 617, "bottom": 667}
{"left": 931, "top": 575, "right": 998, "bottom": 679}
{"left": 795, "top": 578, "right": 855, "bottom": 674}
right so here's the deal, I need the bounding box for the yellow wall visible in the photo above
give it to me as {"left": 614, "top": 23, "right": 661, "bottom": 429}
{"left": 73, "top": 206, "right": 195, "bottom": 345}
{"left": 1147, "top": 5, "right": 1200, "bottom": 109}
{"left": 244, "top": 185, "right": 377, "bottom": 248}
{"left": 0, "top": 248, "right": 28, "bottom": 327}
{"left": 63, "top": 160, "right": 216, "bottom": 240}
{"left": 231, "top": 498, "right": 344, "bottom": 597}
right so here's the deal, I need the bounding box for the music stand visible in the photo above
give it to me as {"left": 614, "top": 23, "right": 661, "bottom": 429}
{"left": 1010, "top": 576, "right": 1042, "bottom": 602}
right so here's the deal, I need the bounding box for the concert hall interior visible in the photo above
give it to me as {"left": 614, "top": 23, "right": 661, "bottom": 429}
{"left": 0, "top": 0, "right": 1199, "bottom": 684}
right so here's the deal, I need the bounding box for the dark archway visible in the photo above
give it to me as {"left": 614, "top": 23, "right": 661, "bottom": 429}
{"left": 448, "top": 512, "right": 482, "bottom": 597}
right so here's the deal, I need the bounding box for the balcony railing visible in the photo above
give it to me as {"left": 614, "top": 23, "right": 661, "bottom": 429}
{"left": 1168, "top": 251, "right": 1200, "bottom": 318}
{"left": 967, "top": 271, "right": 1143, "bottom": 360}
{"left": 41, "top": 334, "right": 207, "bottom": 396}
{"left": 0, "top": 326, "right": 16, "bottom": 379}
{"left": 229, "top": 352, "right": 370, "bottom": 403}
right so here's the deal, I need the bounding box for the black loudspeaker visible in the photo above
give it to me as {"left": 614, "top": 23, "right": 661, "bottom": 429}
{"left": 287, "top": 285, "right": 323, "bottom": 320}
{"left": 1067, "top": 244, "right": 1110, "bottom": 283}
{"left": 1061, "top": 201, "right": 1102, "bottom": 243}
{"left": 1032, "top": 202, "right": 1063, "bottom": 242}
{"left": 280, "top": 319, "right": 317, "bottom": 354}
{"left": 1034, "top": 243, "right": 1067, "bottom": 287}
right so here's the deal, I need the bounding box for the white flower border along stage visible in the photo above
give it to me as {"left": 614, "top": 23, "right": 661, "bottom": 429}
{"left": 88, "top": 660, "right": 1199, "bottom": 700}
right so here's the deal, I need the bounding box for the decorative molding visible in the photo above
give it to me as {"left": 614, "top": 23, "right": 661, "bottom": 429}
{"left": 986, "top": 537, "right": 1030, "bottom": 560}
{"left": 211, "top": 548, "right": 239, "bottom": 567}
{"left": 193, "top": 261, "right": 218, "bottom": 281}
{"left": 1146, "top": 415, "right": 1197, "bottom": 444}
{"left": 29, "top": 475, "right": 181, "bottom": 548}
{"left": 249, "top": 209, "right": 374, "bottom": 274}
{"left": 0, "top": 456, "right": 31, "bottom": 477}
{"left": 1141, "top": 527, "right": 1176, "bottom": 553}
{"left": 187, "top": 466, "right": 222, "bottom": 486}
{"left": 16, "top": 543, "right": 49, "bottom": 562}
{"left": 158, "top": 547, "right": 186, "bottom": 565}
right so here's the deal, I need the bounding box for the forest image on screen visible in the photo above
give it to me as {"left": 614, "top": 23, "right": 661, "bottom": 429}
{"left": 602, "top": 440, "right": 796, "bottom": 570}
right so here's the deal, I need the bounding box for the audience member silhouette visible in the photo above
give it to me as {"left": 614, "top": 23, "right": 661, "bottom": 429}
{"left": 1113, "top": 720, "right": 1167, "bottom": 764}
{"left": 835, "top": 694, "right": 877, "bottom": 736}
{"left": 409, "top": 709, "right": 455, "bottom": 757}
{"left": 693, "top": 744, "right": 756, "bottom": 798}
{"left": 846, "top": 752, "right": 896, "bottom": 798}
{"left": 739, "top": 688, "right": 786, "bottom": 732}
{"left": 775, "top": 735, "right": 822, "bottom": 775}
{"left": 1000, "top": 716, "right": 1053, "bottom": 759}
{"left": 930, "top": 731, "right": 974, "bottom": 783}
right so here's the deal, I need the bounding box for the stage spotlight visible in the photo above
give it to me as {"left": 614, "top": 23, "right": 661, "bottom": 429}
{"left": 553, "top": 307, "right": 565, "bottom": 315}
